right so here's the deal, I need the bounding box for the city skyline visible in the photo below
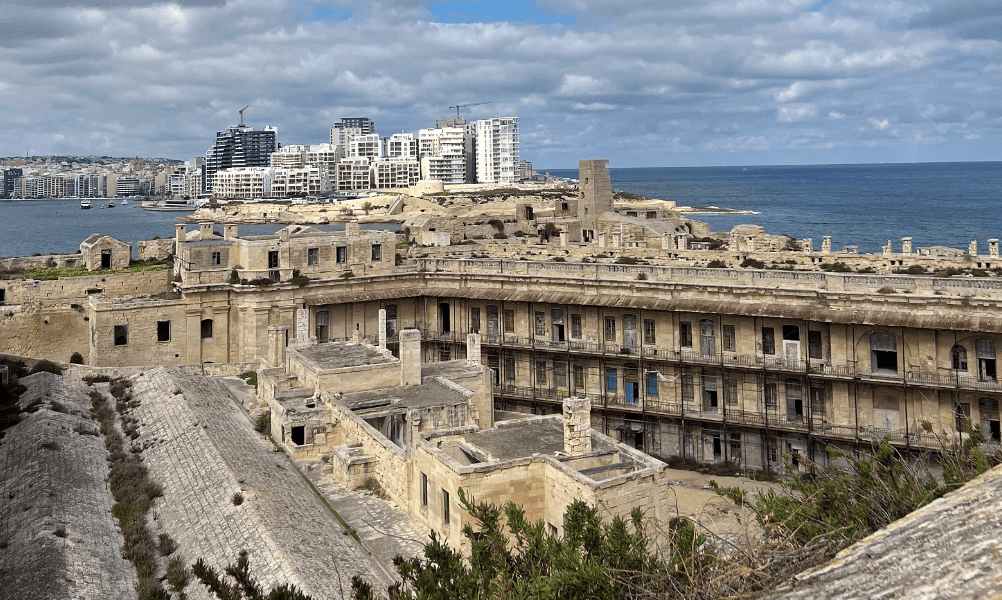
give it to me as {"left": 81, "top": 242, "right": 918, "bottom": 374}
{"left": 1, "top": 0, "right": 1000, "bottom": 168}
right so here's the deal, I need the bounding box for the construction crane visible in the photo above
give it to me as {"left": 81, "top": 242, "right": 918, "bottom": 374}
{"left": 238, "top": 105, "right": 250, "bottom": 126}
{"left": 448, "top": 102, "right": 491, "bottom": 118}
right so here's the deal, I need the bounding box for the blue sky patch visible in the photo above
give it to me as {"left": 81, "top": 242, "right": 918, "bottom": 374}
{"left": 427, "top": 0, "right": 576, "bottom": 25}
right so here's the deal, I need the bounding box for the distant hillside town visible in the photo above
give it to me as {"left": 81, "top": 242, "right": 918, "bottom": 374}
{"left": 0, "top": 113, "right": 532, "bottom": 200}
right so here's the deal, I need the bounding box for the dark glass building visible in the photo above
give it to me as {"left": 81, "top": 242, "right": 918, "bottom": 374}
{"left": 204, "top": 125, "right": 277, "bottom": 194}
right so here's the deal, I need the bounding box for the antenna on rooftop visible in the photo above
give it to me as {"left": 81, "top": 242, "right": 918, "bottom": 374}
{"left": 238, "top": 105, "right": 250, "bottom": 126}
{"left": 448, "top": 101, "right": 492, "bottom": 118}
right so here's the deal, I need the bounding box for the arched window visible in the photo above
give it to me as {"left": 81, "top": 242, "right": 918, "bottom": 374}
{"left": 951, "top": 345, "right": 967, "bottom": 371}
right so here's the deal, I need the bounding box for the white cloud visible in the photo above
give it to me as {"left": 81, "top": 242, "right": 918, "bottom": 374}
{"left": 868, "top": 117, "right": 892, "bottom": 130}
{"left": 777, "top": 104, "right": 817, "bottom": 122}
{"left": 571, "top": 102, "right": 616, "bottom": 111}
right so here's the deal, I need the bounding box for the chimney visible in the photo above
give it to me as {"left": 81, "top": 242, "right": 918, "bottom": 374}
{"left": 378, "top": 308, "right": 387, "bottom": 349}
{"left": 969, "top": 240, "right": 978, "bottom": 256}
{"left": 822, "top": 236, "right": 832, "bottom": 253}
{"left": 224, "top": 224, "right": 238, "bottom": 239}
{"left": 559, "top": 230, "right": 568, "bottom": 247}
{"left": 198, "top": 222, "right": 213, "bottom": 240}
{"left": 399, "top": 329, "right": 421, "bottom": 386}
{"left": 562, "top": 396, "right": 592, "bottom": 456}
{"left": 267, "top": 325, "right": 288, "bottom": 369}
{"left": 802, "top": 238, "right": 813, "bottom": 253}
{"left": 346, "top": 222, "right": 361, "bottom": 238}
{"left": 175, "top": 224, "right": 186, "bottom": 245}
{"left": 990, "top": 239, "right": 1000, "bottom": 258}
{"left": 901, "top": 237, "right": 912, "bottom": 254}
{"left": 466, "top": 333, "right": 481, "bottom": 366}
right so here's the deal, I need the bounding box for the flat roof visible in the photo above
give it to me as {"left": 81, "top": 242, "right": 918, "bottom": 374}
{"left": 296, "top": 342, "right": 395, "bottom": 369}
{"left": 343, "top": 379, "right": 469, "bottom": 413}
{"left": 461, "top": 417, "right": 616, "bottom": 461}
{"left": 422, "top": 359, "right": 483, "bottom": 381}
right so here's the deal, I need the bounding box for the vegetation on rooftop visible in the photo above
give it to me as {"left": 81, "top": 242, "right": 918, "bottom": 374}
{"left": 20, "top": 261, "right": 170, "bottom": 281}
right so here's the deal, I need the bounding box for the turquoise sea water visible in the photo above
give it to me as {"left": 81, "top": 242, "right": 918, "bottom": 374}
{"left": 549, "top": 162, "right": 1001, "bottom": 254}
{"left": 1, "top": 162, "right": 998, "bottom": 257}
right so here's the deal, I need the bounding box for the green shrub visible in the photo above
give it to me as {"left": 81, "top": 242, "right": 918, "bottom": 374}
{"left": 740, "top": 258, "right": 765, "bottom": 269}
{"left": 254, "top": 411, "right": 271, "bottom": 434}
{"left": 706, "top": 260, "right": 727, "bottom": 269}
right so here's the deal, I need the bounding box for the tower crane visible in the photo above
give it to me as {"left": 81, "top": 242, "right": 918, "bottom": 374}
{"left": 447, "top": 101, "right": 492, "bottom": 118}
{"left": 238, "top": 105, "right": 250, "bottom": 126}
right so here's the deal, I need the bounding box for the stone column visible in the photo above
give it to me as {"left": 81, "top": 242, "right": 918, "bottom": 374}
{"left": 399, "top": 329, "right": 421, "bottom": 386}
{"left": 901, "top": 237, "right": 912, "bottom": 254}
{"left": 822, "top": 236, "right": 832, "bottom": 253}
{"left": 268, "top": 325, "right": 288, "bottom": 369}
{"left": 466, "top": 333, "right": 481, "bottom": 366}
{"left": 969, "top": 240, "right": 978, "bottom": 256}
{"left": 378, "top": 308, "right": 387, "bottom": 349}
{"left": 563, "top": 396, "right": 592, "bottom": 456}
{"left": 990, "top": 240, "right": 1000, "bottom": 258}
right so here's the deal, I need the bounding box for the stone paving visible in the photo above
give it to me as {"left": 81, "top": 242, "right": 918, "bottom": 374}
{"left": 132, "top": 367, "right": 389, "bottom": 599}
{"left": 0, "top": 372, "right": 137, "bottom": 600}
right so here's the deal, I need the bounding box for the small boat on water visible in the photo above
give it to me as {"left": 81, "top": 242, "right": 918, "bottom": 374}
{"left": 107, "top": 202, "right": 115, "bottom": 208}
{"left": 121, "top": 199, "right": 128, "bottom": 206}
{"left": 80, "top": 200, "right": 91, "bottom": 209}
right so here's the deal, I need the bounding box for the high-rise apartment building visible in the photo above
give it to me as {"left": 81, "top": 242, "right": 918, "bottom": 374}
{"left": 469, "top": 117, "right": 519, "bottom": 184}
{"left": 330, "top": 117, "right": 375, "bottom": 148}
{"left": 204, "top": 124, "right": 278, "bottom": 194}
{"left": 1, "top": 168, "right": 22, "bottom": 199}
{"left": 384, "top": 133, "right": 418, "bottom": 159}
{"left": 418, "top": 126, "right": 469, "bottom": 184}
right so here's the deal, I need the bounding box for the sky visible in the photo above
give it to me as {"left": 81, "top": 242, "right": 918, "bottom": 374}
{"left": 1, "top": 0, "right": 1000, "bottom": 168}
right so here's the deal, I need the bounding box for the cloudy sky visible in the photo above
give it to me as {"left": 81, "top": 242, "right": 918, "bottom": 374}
{"left": 1, "top": 0, "right": 999, "bottom": 167}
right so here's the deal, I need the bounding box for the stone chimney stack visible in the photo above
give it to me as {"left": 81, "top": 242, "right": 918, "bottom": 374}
{"left": 559, "top": 231, "right": 568, "bottom": 246}
{"left": 563, "top": 396, "right": 592, "bottom": 456}
{"left": 990, "top": 240, "right": 1000, "bottom": 258}
{"left": 901, "top": 237, "right": 912, "bottom": 254}
{"left": 399, "top": 329, "right": 422, "bottom": 386}
{"left": 267, "top": 325, "right": 288, "bottom": 369}
{"left": 969, "top": 240, "right": 978, "bottom": 256}
{"left": 822, "top": 236, "right": 832, "bottom": 253}
{"left": 175, "top": 224, "right": 187, "bottom": 245}
{"left": 224, "top": 224, "right": 239, "bottom": 239}
{"left": 346, "top": 222, "right": 360, "bottom": 238}
{"left": 378, "top": 309, "right": 387, "bottom": 349}
{"left": 199, "top": 222, "right": 213, "bottom": 240}
{"left": 802, "top": 238, "right": 813, "bottom": 253}
{"left": 466, "top": 333, "right": 481, "bottom": 366}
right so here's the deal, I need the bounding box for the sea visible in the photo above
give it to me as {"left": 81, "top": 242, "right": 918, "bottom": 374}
{"left": 0, "top": 162, "right": 999, "bottom": 258}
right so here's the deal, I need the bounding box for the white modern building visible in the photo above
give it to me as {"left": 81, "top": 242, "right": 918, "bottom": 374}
{"left": 212, "top": 166, "right": 329, "bottom": 199}
{"left": 384, "top": 133, "right": 418, "bottom": 159}
{"left": 418, "top": 126, "right": 469, "bottom": 184}
{"left": 469, "top": 117, "right": 519, "bottom": 184}
{"left": 270, "top": 145, "right": 309, "bottom": 168}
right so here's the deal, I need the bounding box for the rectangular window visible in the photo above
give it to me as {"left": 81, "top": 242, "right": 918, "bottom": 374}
{"left": 268, "top": 250, "right": 279, "bottom": 269}
{"left": 470, "top": 308, "right": 481, "bottom": 333}
{"left": 870, "top": 332, "right": 897, "bottom": 374}
{"left": 703, "top": 375, "right": 718, "bottom": 411}
{"left": 211, "top": 251, "right": 221, "bottom": 267}
{"left": 605, "top": 317, "right": 616, "bottom": 342}
{"left": 644, "top": 319, "right": 656, "bottom": 345}
{"left": 808, "top": 330, "right": 823, "bottom": 359}
{"left": 535, "top": 360, "right": 547, "bottom": 386}
{"left": 503, "top": 309, "right": 515, "bottom": 333}
{"left": 606, "top": 368, "right": 618, "bottom": 393}
{"left": 811, "top": 387, "right": 825, "bottom": 416}
{"left": 336, "top": 246, "right": 347, "bottom": 263}
{"left": 571, "top": 314, "right": 582, "bottom": 339}
{"left": 765, "top": 382, "right": 777, "bottom": 408}
{"left": 680, "top": 322, "right": 693, "bottom": 348}
{"left": 504, "top": 356, "right": 515, "bottom": 381}
{"left": 956, "top": 403, "right": 971, "bottom": 433}
{"left": 554, "top": 361, "right": 567, "bottom": 388}
{"left": 307, "top": 247, "right": 319, "bottom": 266}
{"left": 442, "top": 489, "right": 450, "bottom": 525}
{"left": 157, "top": 320, "right": 170, "bottom": 342}
{"left": 315, "top": 311, "right": 329, "bottom": 341}
{"left": 573, "top": 364, "right": 584, "bottom": 389}
{"left": 421, "top": 473, "right": 428, "bottom": 508}
{"left": 200, "top": 318, "right": 213, "bottom": 340}
{"left": 977, "top": 339, "right": 997, "bottom": 381}
{"left": 725, "top": 378, "right": 738, "bottom": 405}
{"left": 723, "top": 325, "right": 735, "bottom": 352}
{"left": 730, "top": 433, "right": 741, "bottom": 458}
{"left": 371, "top": 244, "right": 382, "bottom": 261}
{"left": 114, "top": 324, "right": 128, "bottom": 346}
{"left": 646, "top": 371, "right": 659, "bottom": 396}
{"left": 535, "top": 311, "right": 546, "bottom": 336}
{"left": 681, "top": 374, "right": 694, "bottom": 403}
{"left": 762, "top": 327, "right": 775, "bottom": 355}
{"left": 786, "top": 379, "right": 803, "bottom": 419}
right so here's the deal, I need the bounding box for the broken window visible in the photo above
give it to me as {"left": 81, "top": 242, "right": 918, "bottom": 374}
{"left": 470, "top": 308, "right": 480, "bottom": 333}
{"left": 315, "top": 311, "right": 329, "bottom": 341}
{"left": 554, "top": 361, "right": 567, "bottom": 388}
{"left": 785, "top": 379, "right": 803, "bottom": 420}
{"left": 571, "top": 314, "right": 582, "bottom": 339}
{"left": 952, "top": 345, "right": 968, "bottom": 371}
{"left": 439, "top": 303, "right": 451, "bottom": 333}
{"left": 622, "top": 314, "right": 637, "bottom": 348}
{"left": 335, "top": 246, "right": 347, "bottom": 263}
{"left": 201, "top": 318, "right": 213, "bottom": 340}
{"left": 977, "top": 339, "right": 996, "bottom": 381}
{"left": 765, "top": 382, "right": 777, "bottom": 408}
{"left": 870, "top": 332, "right": 898, "bottom": 374}
{"left": 504, "top": 356, "right": 515, "bottom": 381}
{"left": 268, "top": 250, "right": 279, "bottom": 269}
{"left": 681, "top": 373, "right": 694, "bottom": 404}
{"left": 699, "top": 319, "right": 715, "bottom": 356}
{"left": 573, "top": 364, "right": 584, "bottom": 389}
{"left": 535, "top": 311, "right": 546, "bottom": 336}
{"left": 723, "top": 324, "right": 735, "bottom": 352}
{"left": 503, "top": 309, "right": 515, "bottom": 333}
{"left": 725, "top": 378, "right": 738, "bottom": 405}
{"left": 703, "top": 374, "right": 719, "bottom": 411}
{"left": 307, "top": 247, "right": 319, "bottom": 266}
{"left": 157, "top": 320, "right": 170, "bottom": 342}
{"left": 605, "top": 317, "right": 616, "bottom": 342}
{"left": 291, "top": 425, "right": 305, "bottom": 446}
{"left": 811, "top": 386, "right": 825, "bottom": 417}
{"left": 730, "top": 433, "right": 741, "bottom": 459}
{"left": 808, "top": 330, "right": 823, "bottom": 359}
{"left": 486, "top": 305, "right": 499, "bottom": 337}
{"left": 211, "top": 251, "right": 222, "bottom": 267}
{"left": 979, "top": 398, "right": 1000, "bottom": 442}
{"left": 114, "top": 324, "right": 128, "bottom": 346}
{"left": 385, "top": 305, "right": 397, "bottom": 336}
{"left": 712, "top": 433, "right": 722, "bottom": 460}
{"left": 644, "top": 319, "right": 656, "bottom": 345}
{"left": 762, "top": 327, "right": 775, "bottom": 355}
{"left": 551, "top": 309, "right": 564, "bottom": 342}
{"left": 371, "top": 244, "right": 382, "bottom": 262}
{"left": 680, "top": 321, "right": 693, "bottom": 348}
